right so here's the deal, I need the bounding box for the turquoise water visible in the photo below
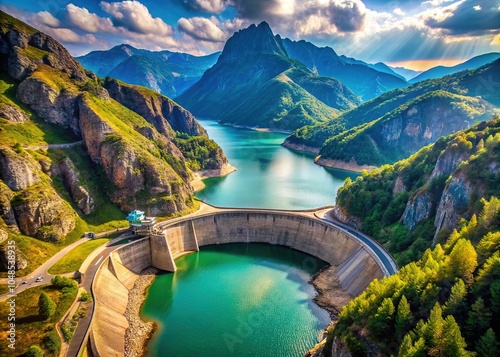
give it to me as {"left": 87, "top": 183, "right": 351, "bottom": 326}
{"left": 141, "top": 244, "right": 330, "bottom": 357}
{"left": 142, "top": 121, "right": 356, "bottom": 356}
{"left": 196, "top": 120, "right": 358, "bottom": 209}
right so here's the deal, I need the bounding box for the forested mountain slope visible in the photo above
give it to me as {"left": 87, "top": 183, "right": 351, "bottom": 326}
{"left": 176, "top": 22, "right": 361, "bottom": 132}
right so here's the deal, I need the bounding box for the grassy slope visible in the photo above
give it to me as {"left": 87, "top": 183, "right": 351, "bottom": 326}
{"left": 287, "top": 59, "right": 500, "bottom": 149}
{"left": 336, "top": 117, "right": 500, "bottom": 266}
{"left": 177, "top": 54, "right": 343, "bottom": 131}
{"left": 319, "top": 90, "right": 493, "bottom": 166}
{"left": 328, "top": 198, "right": 500, "bottom": 357}
{"left": 0, "top": 284, "right": 77, "bottom": 356}
{"left": 48, "top": 238, "right": 109, "bottom": 274}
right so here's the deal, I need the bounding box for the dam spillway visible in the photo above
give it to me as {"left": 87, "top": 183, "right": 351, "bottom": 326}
{"left": 89, "top": 207, "right": 390, "bottom": 356}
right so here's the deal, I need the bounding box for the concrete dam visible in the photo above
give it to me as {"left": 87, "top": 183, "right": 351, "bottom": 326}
{"left": 89, "top": 208, "right": 390, "bottom": 356}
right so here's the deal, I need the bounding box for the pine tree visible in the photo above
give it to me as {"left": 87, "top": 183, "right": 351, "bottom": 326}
{"left": 447, "top": 238, "right": 478, "bottom": 284}
{"left": 476, "top": 329, "right": 499, "bottom": 357}
{"left": 368, "top": 297, "right": 395, "bottom": 342}
{"left": 491, "top": 281, "right": 500, "bottom": 313}
{"left": 396, "top": 295, "right": 413, "bottom": 337}
{"left": 465, "top": 297, "right": 492, "bottom": 342}
{"left": 38, "top": 293, "right": 56, "bottom": 320}
{"left": 422, "top": 303, "right": 445, "bottom": 349}
{"left": 443, "top": 279, "right": 467, "bottom": 316}
{"left": 440, "top": 315, "right": 472, "bottom": 357}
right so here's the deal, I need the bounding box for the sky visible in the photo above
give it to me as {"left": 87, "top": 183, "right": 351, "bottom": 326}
{"left": 1, "top": 0, "right": 499, "bottom": 71}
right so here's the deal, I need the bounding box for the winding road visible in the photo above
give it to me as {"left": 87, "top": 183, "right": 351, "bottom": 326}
{"left": 1, "top": 203, "right": 398, "bottom": 357}
{"left": 320, "top": 210, "right": 398, "bottom": 275}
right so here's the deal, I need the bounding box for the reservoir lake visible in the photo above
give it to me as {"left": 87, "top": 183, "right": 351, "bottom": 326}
{"left": 195, "top": 119, "right": 358, "bottom": 209}
{"left": 141, "top": 121, "right": 359, "bottom": 356}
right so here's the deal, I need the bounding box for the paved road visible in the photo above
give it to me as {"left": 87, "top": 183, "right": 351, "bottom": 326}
{"left": 66, "top": 242, "right": 127, "bottom": 357}
{"left": 22, "top": 141, "right": 83, "bottom": 150}
{"left": 0, "top": 228, "right": 129, "bottom": 301}
{"left": 321, "top": 211, "right": 398, "bottom": 275}
{"left": 0, "top": 238, "right": 91, "bottom": 300}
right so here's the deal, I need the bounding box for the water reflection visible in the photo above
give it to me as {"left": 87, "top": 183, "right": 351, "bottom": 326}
{"left": 196, "top": 119, "right": 359, "bottom": 209}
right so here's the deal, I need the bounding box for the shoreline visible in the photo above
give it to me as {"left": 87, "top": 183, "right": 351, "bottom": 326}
{"left": 219, "top": 122, "right": 293, "bottom": 135}
{"left": 124, "top": 267, "right": 159, "bottom": 357}
{"left": 314, "top": 157, "right": 378, "bottom": 173}
{"left": 310, "top": 265, "right": 352, "bottom": 318}
{"left": 197, "top": 118, "right": 293, "bottom": 135}
{"left": 281, "top": 140, "right": 320, "bottom": 155}
{"left": 190, "top": 162, "right": 237, "bottom": 192}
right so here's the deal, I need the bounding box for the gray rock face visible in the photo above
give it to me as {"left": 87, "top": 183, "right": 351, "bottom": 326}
{"left": 392, "top": 175, "right": 407, "bottom": 196}
{"left": 7, "top": 28, "right": 28, "bottom": 48}
{"left": 11, "top": 187, "right": 76, "bottom": 242}
{"left": 0, "top": 103, "right": 29, "bottom": 123}
{"left": 435, "top": 174, "right": 474, "bottom": 230}
{"left": 17, "top": 77, "right": 81, "bottom": 135}
{"left": 58, "top": 158, "right": 95, "bottom": 215}
{"left": 0, "top": 181, "right": 18, "bottom": 230}
{"left": 0, "top": 147, "right": 40, "bottom": 191}
{"left": 380, "top": 97, "right": 476, "bottom": 153}
{"left": 402, "top": 191, "right": 433, "bottom": 231}
{"left": 104, "top": 79, "right": 206, "bottom": 137}
{"left": 429, "top": 147, "right": 470, "bottom": 181}
{"left": 28, "top": 32, "right": 87, "bottom": 81}
{"left": 77, "top": 98, "right": 114, "bottom": 162}
{"left": 7, "top": 46, "right": 40, "bottom": 80}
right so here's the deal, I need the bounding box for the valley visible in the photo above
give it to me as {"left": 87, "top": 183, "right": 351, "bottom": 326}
{"left": 0, "top": 6, "right": 499, "bottom": 357}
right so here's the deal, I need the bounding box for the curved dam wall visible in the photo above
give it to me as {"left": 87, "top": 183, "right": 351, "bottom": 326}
{"left": 153, "top": 212, "right": 385, "bottom": 295}
{"left": 91, "top": 210, "right": 385, "bottom": 356}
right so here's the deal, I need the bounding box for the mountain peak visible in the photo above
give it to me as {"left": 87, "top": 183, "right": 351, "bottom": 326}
{"left": 218, "top": 22, "right": 287, "bottom": 62}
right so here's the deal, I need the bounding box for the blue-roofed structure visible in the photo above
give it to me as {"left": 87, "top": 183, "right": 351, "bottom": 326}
{"left": 126, "top": 210, "right": 145, "bottom": 224}
{"left": 126, "top": 209, "right": 156, "bottom": 233}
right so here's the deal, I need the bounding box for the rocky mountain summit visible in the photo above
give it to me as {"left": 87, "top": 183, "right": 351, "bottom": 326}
{"left": 176, "top": 22, "right": 361, "bottom": 131}
{"left": 0, "top": 11, "right": 230, "bottom": 270}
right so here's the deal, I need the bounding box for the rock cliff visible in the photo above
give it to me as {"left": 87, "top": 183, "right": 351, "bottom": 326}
{"left": 0, "top": 146, "right": 40, "bottom": 190}
{"left": 11, "top": 183, "right": 77, "bottom": 242}
{"left": 336, "top": 116, "right": 500, "bottom": 265}
{"left": 0, "top": 11, "right": 231, "bottom": 259}
{"left": 317, "top": 90, "right": 494, "bottom": 167}
{"left": 103, "top": 78, "right": 206, "bottom": 137}
{"left": 56, "top": 158, "right": 95, "bottom": 215}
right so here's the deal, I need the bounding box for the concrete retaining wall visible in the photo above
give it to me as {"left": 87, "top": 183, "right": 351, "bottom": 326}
{"left": 91, "top": 239, "right": 151, "bottom": 357}
{"left": 91, "top": 211, "right": 385, "bottom": 356}
{"left": 152, "top": 212, "right": 385, "bottom": 295}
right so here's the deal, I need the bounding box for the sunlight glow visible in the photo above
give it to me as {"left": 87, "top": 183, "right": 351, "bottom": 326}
{"left": 388, "top": 58, "right": 466, "bottom": 71}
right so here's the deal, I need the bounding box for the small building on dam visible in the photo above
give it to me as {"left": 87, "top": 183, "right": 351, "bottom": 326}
{"left": 88, "top": 206, "right": 396, "bottom": 356}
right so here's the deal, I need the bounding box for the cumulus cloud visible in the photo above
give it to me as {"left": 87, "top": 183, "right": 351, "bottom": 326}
{"left": 32, "top": 11, "right": 61, "bottom": 28}
{"left": 232, "top": 0, "right": 296, "bottom": 19}
{"left": 424, "top": 0, "right": 500, "bottom": 35}
{"left": 100, "top": 0, "right": 174, "bottom": 36}
{"left": 328, "top": 0, "right": 367, "bottom": 32}
{"left": 183, "top": 0, "right": 228, "bottom": 13}
{"left": 65, "top": 4, "right": 114, "bottom": 33}
{"left": 178, "top": 16, "right": 226, "bottom": 42}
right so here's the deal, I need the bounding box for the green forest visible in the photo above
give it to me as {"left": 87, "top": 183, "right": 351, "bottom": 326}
{"left": 328, "top": 116, "right": 500, "bottom": 356}
{"left": 337, "top": 117, "right": 500, "bottom": 266}
{"left": 327, "top": 198, "right": 500, "bottom": 356}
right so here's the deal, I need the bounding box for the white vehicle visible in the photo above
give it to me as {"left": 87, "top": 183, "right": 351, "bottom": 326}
{"left": 35, "top": 276, "right": 43, "bottom": 282}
